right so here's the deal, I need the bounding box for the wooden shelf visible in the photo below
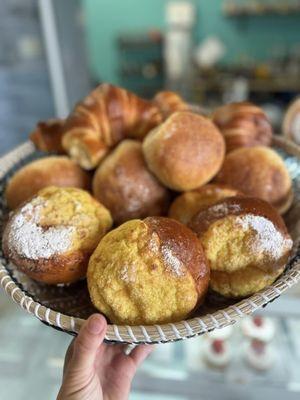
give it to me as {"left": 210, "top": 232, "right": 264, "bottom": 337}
{"left": 223, "top": 2, "right": 300, "bottom": 17}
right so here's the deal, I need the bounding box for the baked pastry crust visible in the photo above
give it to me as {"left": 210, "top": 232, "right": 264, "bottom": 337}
{"left": 168, "top": 184, "right": 242, "bottom": 225}
{"left": 92, "top": 140, "right": 170, "bottom": 224}
{"left": 189, "top": 196, "right": 293, "bottom": 298}
{"left": 212, "top": 102, "right": 273, "bottom": 153}
{"left": 30, "top": 118, "right": 65, "bottom": 153}
{"left": 5, "top": 156, "right": 91, "bottom": 210}
{"left": 215, "top": 146, "right": 293, "bottom": 214}
{"left": 3, "top": 186, "right": 112, "bottom": 284}
{"left": 143, "top": 112, "right": 225, "bottom": 191}
{"left": 87, "top": 216, "right": 210, "bottom": 325}
{"left": 62, "top": 84, "right": 162, "bottom": 169}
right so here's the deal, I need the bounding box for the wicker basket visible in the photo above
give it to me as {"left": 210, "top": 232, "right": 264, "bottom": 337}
{"left": 1, "top": 136, "right": 300, "bottom": 344}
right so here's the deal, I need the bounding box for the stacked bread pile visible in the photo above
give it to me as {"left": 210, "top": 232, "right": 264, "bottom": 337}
{"left": 2, "top": 84, "right": 294, "bottom": 326}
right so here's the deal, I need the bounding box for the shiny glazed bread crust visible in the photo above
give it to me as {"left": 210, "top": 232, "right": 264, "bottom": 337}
{"left": 144, "top": 216, "right": 210, "bottom": 301}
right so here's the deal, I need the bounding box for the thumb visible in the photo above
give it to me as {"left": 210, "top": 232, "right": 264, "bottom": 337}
{"left": 70, "top": 314, "right": 107, "bottom": 373}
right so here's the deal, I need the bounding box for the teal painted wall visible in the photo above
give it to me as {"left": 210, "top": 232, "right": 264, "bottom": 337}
{"left": 83, "top": 0, "right": 300, "bottom": 83}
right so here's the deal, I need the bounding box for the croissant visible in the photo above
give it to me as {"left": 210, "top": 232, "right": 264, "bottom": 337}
{"left": 212, "top": 102, "right": 273, "bottom": 153}
{"left": 153, "top": 91, "right": 190, "bottom": 119}
{"left": 30, "top": 119, "right": 65, "bottom": 154}
{"left": 62, "top": 84, "right": 162, "bottom": 169}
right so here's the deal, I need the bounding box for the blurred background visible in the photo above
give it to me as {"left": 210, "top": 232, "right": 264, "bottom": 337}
{"left": 1, "top": 0, "right": 300, "bottom": 399}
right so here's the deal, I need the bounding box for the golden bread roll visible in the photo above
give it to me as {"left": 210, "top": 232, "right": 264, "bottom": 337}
{"left": 282, "top": 97, "right": 300, "bottom": 144}
{"left": 215, "top": 146, "right": 292, "bottom": 214}
{"left": 169, "top": 184, "right": 242, "bottom": 225}
{"left": 189, "top": 196, "right": 293, "bottom": 298}
{"left": 92, "top": 140, "right": 170, "bottom": 224}
{"left": 212, "top": 102, "right": 273, "bottom": 153}
{"left": 62, "top": 83, "right": 162, "bottom": 169}
{"left": 87, "top": 217, "right": 210, "bottom": 325}
{"left": 5, "top": 156, "right": 91, "bottom": 210}
{"left": 2, "top": 187, "right": 112, "bottom": 284}
{"left": 153, "top": 91, "right": 190, "bottom": 119}
{"left": 30, "top": 118, "right": 65, "bottom": 153}
{"left": 143, "top": 112, "right": 225, "bottom": 191}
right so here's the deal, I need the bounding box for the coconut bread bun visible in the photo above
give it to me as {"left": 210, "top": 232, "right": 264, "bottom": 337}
{"left": 87, "top": 216, "right": 210, "bottom": 325}
{"left": 189, "top": 196, "right": 293, "bottom": 298}
{"left": 3, "top": 186, "right": 112, "bottom": 284}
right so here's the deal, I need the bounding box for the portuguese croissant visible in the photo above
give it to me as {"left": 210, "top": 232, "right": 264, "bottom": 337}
{"left": 212, "top": 102, "right": 273, "bottom": 153}
{"left": 62, "top": 83, "right": 162, "bottom": 169}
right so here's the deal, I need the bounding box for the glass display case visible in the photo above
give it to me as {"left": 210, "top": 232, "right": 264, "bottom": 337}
{"left": 1, "top": 289, "right": 300, "bottom": 399}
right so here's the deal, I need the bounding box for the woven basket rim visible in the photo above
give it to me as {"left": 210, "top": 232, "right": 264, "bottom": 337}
{"left": 1, "top": 137, "right": 300, "bottom": 344}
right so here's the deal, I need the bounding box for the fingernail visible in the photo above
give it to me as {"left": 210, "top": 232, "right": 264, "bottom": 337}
{"left": 87, "top": 315, "right": 103, "bottom": 335}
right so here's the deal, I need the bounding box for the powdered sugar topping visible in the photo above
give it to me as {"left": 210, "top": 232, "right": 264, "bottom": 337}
{"left": 161, "top": 245, "right": 184, "bottom": 276}
{"left": 8, "top": 199, "right": 74, "bottom": 260}
{"left": 210, "top": 203, "right": 241, "bottom": 217}
{"left": 236, "top": 215, "right": 293, "bottom": 258}
{"left": 120, "top": 264, "right": 136, "bottom": 283}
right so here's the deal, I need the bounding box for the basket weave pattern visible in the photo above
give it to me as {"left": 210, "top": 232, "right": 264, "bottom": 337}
{"left": 1, "top": 138, "right": 300, "bottom": 344}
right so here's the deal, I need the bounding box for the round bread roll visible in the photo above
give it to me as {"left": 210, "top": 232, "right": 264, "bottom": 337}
{"left": 212, "top": 102, "right": 273, "bottom": 153}
{"left": 5, "top": 156, "right": 91, "bottom": 210}
{"left": 87, "top": 216, "right": 210, "bottom": 325}
{"left": 215, "top": 146, "right": 292, "bottom": 214}
{"left": 143, "top": 112, "right": 225, "bottom": 191}
{"left": 92, "top": 140, "right": 170, "bottom": 224}
{"left": 169, "top": 184, "right": 242, "bottom": 225}
{"left": 189, "top": 196, "right": 293, "bottom": 298}
{"left": 3, "top": 186, "right": 112, "bottom": 284}
{"left": 282, "top": 97, "right": 300, "bottom": 144}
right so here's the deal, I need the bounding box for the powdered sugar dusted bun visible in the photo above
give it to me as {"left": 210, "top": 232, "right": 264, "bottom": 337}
{"left": 215, "top": 146, "right": 293, "bottom": 215}
{"left": 189, "top": 196, "right": 293, "bottom": 298}
{"left": 143, "top": 112, "right": 225, "bottom": 191}
{"left": 2, "top": 186, "right": 112, "bottom": 284}
{"left": 212, "top": 102, "right": 273, "bottom": 153}
{"left": 87, "top": 216, "right": 210, "bottom": 325}
{"left": 92, "top": 140, "right": 170, "bottom": 224}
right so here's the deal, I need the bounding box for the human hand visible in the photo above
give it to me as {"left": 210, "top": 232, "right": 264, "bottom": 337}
{"left": 57, "top": 314, "right": 153, "bottom": 400}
